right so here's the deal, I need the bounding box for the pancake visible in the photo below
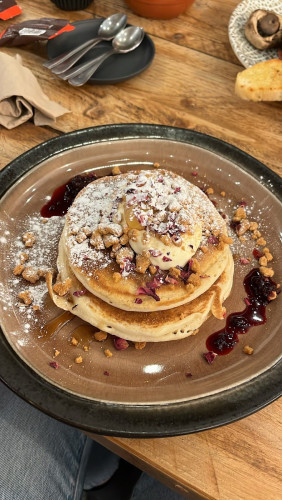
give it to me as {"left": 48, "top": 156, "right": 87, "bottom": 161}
{"left": 62, "top": 169, "right": 232, "bottom": 312}
{"left": 47, "top": 245, "right": 234, "bottom": 343}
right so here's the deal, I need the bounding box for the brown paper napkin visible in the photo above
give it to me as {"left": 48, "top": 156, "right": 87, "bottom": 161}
{"left": 0, "top": 52, "right": 70, "bottom": 129}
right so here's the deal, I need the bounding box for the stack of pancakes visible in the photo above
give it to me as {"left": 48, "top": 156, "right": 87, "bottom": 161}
{"left": 48, "top": 169, "right": 234, "bottom": 342}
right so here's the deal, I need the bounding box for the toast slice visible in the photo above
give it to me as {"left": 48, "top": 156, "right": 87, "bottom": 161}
{"left": 235, "top": 59, "right": 282, "bottom": 101}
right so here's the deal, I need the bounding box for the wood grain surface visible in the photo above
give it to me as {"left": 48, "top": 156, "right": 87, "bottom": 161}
{"left": 0, "top": 1, "right": 281, "bottom": 499}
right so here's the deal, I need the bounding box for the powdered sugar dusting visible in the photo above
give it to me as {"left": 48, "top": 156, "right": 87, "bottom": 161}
{"left": 1, "top": 215, "right": 64, "bottom": 329}
{"left": 66, "top": 170, "right": 226, "bottom": 270}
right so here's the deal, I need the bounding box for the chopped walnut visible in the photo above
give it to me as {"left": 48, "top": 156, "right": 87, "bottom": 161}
{"left": 149, "top": 265, "right": 157, "bottom": 275}
{"left": 128, "top": 228, "right": 139, "bottom": 242}
{"left": 22, "top": 232, "right": 35, "bottom": 247}
{"left": 135, "top": 341, "right": 146, "bottom": 350}
{"left": 98, "top": 223, "right": 123, "bottom": 237}
{"left": 160, "top": 234, "right": 171, "bottom": 246}
{"left": 32, "top": 305, "right": 40, "bottom": 311}
{"left": 243, "top": 345, "right": 253, "bottom": 355}
{"left": 220, "top": 191, "right": 226, "bottom": 197}
{"left": 259, "top": 256, "right": 268, "bottom": 267}
{"left": 104, "top": 349, "right": 113, "bottom": 358}
{"left": 191, "top": 259, "right": 200, "bottom": 273}
{"left": 112, "top": 166, "right": 121, "bottom": 175}
{"left": 71, "top": 337, "right": 78, "bottom": 346}
{"left": 233, "top": 207, "right": 247, "bottom": 221}
{"left": 263, "top": 248, "right": 273, "bottom": 261}
{"left": 53, "top": 277, "right": 72, "bottom": 296}
{"left": 153, "top": 162, "right": 160, "bottom": 168}
{"left": 13, "top": 264, "right": 24, "bottom": 276}
{"left": 83, "top": 346, "right": 89, "bottom": 352}
{"left": 94, "top": 331, "right": 108, "bottom": 341}
{"left": 41, "top": 218, "right": 48, "bottom": 224}
{"left": 188, "top": 273, "right": 201, "bottom": 287}
{"left": 200, "top": 246, "right": 208, "bottom": 254}
{"left": 90, "top": 230, "right": 105, "bottom": 250}
{"left": 54, "top": 349, "right": 60, "bottom": 357}
{"left": 18, "top": 290, "right": 33, "bottom": 305}
{"left": 75, "top": 356, "right": 83, "bottom": 364}
{"left": 103, "top": 234, "right": 119, "bottom": 248}
{"left": 75, "top": 232, "right": 87, "bottom": 243}
{"left": 237, "top": 220, "right": 250, "bottom": 236}
{"left": 220, "top": 233, "right": 233, "bottom": 244}
{"left": 252, "top": 230, "right": 261, "bottom": 240}
{"left": 169, "top": 267, "right": 181, "bottom": 278}
{"left": 268, "top": 291, "right": 277, "bottom": 301}
{"left": 113, "top": 272, "right": 121, "bottom": 283}
{"left": 259, "top": 266, "right": 274, "bottom": 277}
{"left": 22, "top": 266, "right": 41, "bottom": 284}
{"left": 115, "top": 247, "right": 134, "bottom": 265}
{"left": 206, "top": 187, "right": 214, "bottom": 195}
{"left": 256, "top": 237, "right": 266, "bottom": 246}
{"left": 82, "top": 227, "right": 92, "bottom": 236}
{"left": 112, "top": 243, "right": 121, "bottom": 253}
{"left": 19, "top": 252, "right": 29, "bottom": 264}
{"left": 136, "top": 255, "right": 150, "bottom": 274}
{"left": 141, "top": 249, "right": 150, "bottom": 259}
{"left": 249, "top": 221, "right": 258, "bottom": 231}
{"left": 120, "top": 233, "right": 129, "bottom": 245}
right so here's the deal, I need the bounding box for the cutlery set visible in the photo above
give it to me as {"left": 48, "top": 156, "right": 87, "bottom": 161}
{"left": 44, "top": 13, "right": 145, "bottom": 86}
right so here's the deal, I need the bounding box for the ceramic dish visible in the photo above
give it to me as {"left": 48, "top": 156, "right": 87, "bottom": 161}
{"left": 46, "top": 19, "right": 155, "bottom": 84}
{"left": 124, "top": 0, "right": 194, "bottom": 19}
{"left": 228, "top": 0, "right": 282, "bottom": 68}
{"left": 0, "top": 124, "right": 281, "bottom": 437}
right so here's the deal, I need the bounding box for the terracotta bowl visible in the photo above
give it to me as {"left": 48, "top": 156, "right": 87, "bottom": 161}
{"left": 125, "top": 0, "right": 195, "bottom": 19}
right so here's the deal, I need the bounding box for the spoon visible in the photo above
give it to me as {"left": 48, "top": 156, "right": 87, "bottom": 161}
{"left": 44, "top": 13, "right": 128, "bottom": 74}
{"left": 62, "top": 26, "right": 145, "bottom": 86}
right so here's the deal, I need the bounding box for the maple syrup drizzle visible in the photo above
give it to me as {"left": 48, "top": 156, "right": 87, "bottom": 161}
{"left": 206, "top": 268, "right": 278, "bottom": 355}
{"left": 68, "top": 324, "right": 96, "bottom": 347}
{"left": 40, "top": 311, "right": 74, "bottom": 339}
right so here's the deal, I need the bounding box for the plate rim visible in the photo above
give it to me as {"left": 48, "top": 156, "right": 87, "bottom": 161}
{"left": 46, "top": 18, "right": 155, "bottom": 84}
{"left": 0, "top": 124, "right": 281, "bottom": 437}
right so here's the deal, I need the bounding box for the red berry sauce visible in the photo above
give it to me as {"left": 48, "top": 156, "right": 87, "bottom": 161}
{"left": 206, "top": 269, "right": 278, "bottom": 355}
{"left": 41, "top": 172, "right": 98, "bottom": 217}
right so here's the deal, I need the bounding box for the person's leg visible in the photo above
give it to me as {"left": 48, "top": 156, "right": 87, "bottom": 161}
{"left": 131, "top": 473, "right": 186, "bottom": 500}
{"left": 0, "top": 382, "right": 91, "bottom": 500}
{"left": 0, "top": 383, "right": 186, "bottom": 500}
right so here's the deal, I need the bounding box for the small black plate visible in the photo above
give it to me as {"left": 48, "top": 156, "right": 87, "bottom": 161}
{"left": 46, "top": 19, "right": 155, "bottom": 84}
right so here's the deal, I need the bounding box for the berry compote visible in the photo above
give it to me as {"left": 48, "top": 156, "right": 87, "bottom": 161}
{"left": 41, "top": 172, "right": 98, "bottom": 217}
{"left": 206, "top": 268, "right": 278, "bottom": 355}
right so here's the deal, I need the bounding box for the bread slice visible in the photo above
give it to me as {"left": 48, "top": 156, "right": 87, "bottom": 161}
{"left": 235, "top": 59, "right": 282, "bottom": 101}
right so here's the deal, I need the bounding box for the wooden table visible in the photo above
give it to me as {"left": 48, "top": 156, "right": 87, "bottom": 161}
{"left": 0, "top": 1, "right": 281, "bottom": 499}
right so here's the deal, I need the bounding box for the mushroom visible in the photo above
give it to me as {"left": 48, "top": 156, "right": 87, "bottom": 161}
{"left": 245, "top": 9, "right": 282, "bottom": 50}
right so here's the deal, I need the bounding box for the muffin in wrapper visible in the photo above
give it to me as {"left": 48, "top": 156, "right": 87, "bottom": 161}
{"left": 51, "top": 0, "right": 93, "bottom": 11}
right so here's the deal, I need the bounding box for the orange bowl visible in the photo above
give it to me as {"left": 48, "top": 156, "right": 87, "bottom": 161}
{"left": 125, "top": 0, "right": 195, "bottom": 19}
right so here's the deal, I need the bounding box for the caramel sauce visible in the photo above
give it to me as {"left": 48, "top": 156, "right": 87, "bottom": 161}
{"left": 69, "top": 324, "right": 96, "bottom": 347}
{"left": 39, "top": 311, "right": 74, "bottom": 339}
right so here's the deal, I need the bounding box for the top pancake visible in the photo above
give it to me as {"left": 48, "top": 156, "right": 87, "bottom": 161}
{"left": 63, "top": 169, "right": 232, "bottom": 312}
